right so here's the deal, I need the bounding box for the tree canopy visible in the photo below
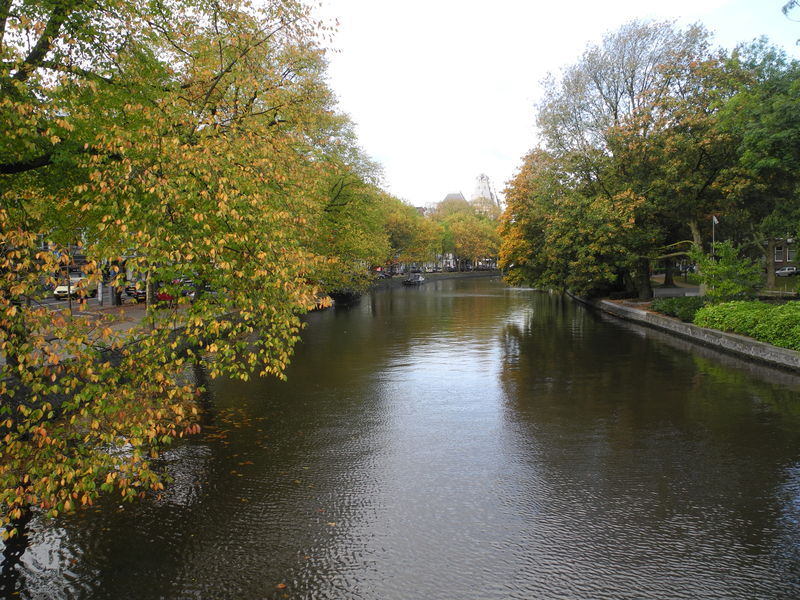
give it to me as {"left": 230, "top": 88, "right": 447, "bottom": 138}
{"left": 0, "top": 0, "right": 394, "bottom": 534}
{"left": 500, "top": 20, "right": 800, "bottom": 299}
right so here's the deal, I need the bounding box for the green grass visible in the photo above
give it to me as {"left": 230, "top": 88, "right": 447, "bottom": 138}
{"left": 767, "top": 276, "right": 799, "bottom": 292}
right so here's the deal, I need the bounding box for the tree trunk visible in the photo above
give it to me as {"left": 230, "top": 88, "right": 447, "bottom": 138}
{"left": 635, "top": 257, "right": 653, "bottom": 300}
{"left": 663, "top": 257, "right": 676, "bottom": 287}
{"left": 765, "top": 239, "right": 776, "bottom": 290}
{"left": 688, "top": 219, "right": 703, "bottom": 249}
{"left": 688, "top": 218, "right": 706, "bottom": 296}
{"left": 145, "top": 268, "right": 153, "bottom": 308}
{"left": 623, "top": 269, "right": 637, "bottom": 296}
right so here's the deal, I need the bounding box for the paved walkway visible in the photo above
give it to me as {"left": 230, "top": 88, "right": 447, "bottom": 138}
{"left": 650, "top": 274, "right": 700, "bottom": 297}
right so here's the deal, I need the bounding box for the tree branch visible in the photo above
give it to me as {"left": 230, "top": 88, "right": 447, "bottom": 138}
{"left": 13, "top": 3, "right": 72, "bottom": 82}
{"left": 193, "top": 15, "right": 302, "bottom": 133}
{"left": 39, "top": 60, "right": 113, "bottom": 84}
{"left": 0, "top": 0, "right": 12, "bottom": 52}
{"left": 0, "top": 153, "right": 53, "bottom": 175}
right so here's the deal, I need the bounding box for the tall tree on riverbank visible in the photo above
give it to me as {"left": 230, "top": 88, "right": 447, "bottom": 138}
{"left": 717, "top": 41, "right": 800, "bottom": 288}
{"left": 502, "top": 20, "right": 715, "bottom": 297}
{"left": 383, "top": 198, "right": 442, "bottom": 265}
{"left": 0, "top": 0, "right": 377, "bottom": 543}
{"left": 429, "top": 195, "right": 500, "bottom": 269}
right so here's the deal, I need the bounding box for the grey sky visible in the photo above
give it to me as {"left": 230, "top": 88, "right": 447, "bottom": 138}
{"left": 316, "top": 1, "right": 800, "bottom": 207}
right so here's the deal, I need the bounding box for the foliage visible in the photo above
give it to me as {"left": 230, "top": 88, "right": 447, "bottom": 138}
{"left": 446, "top": 212, "right": 500, "bottom": 265}
{"left": 383, "top": 198, "right": 441, "bottom": 264}
{"left": 694, "top": 301, "right": 800, "bottom": 351}
{"left": 501, "top": 20, "right": 731, "bottom": 299}
{"left": 427, "top": 194, "right": 500, "bottom": 268}
{"left": 690, "top": 241, "right": 763, "bottom": 302}
{"left": 499, "top": 148, "right": 643, "bottom": 295}
{"left": 651, "top": 296, "right": 709, "bottom": 322}
{"left": 715, "top": 41, "right": 800, "bottom": 287}
{"left": 309, "top": 138, "right": 393, "bottom": 293}
{"left": 0, "top": 0, "right": 386, "bottom": 533}
{"left": 500, "top": 21, "right": 800, "bottom": 301}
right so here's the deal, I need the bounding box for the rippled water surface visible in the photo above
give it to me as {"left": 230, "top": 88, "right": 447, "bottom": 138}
{"left": 7, "top": 276, "right": 800, "bottom": 599}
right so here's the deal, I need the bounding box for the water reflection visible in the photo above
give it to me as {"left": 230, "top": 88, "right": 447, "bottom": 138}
{"left": 4, "top": 277, "right": 800, "bottom": 599}
{"left": 498, "top": 292, "right": 800, "bottom": 598}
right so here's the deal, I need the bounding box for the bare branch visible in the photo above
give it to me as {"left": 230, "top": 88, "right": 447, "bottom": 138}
{"left": 13, "top": 3, "right": 72, "bottom": 82}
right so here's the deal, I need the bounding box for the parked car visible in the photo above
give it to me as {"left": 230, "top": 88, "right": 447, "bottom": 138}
{"left": 125, "top": 281, "right": 147, "bottom": 302}
{"left": 125, "top": 277, "right": 209, "bottom": 304}
{"left": 54, "top": 275, "right": 98, "bottom": 300}
{"left": 776, "top": 266, "right": 797, "bottom": 277}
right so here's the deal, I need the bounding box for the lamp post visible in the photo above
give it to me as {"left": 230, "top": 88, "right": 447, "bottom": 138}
{"left": 712, "top": 215, "right": 718, "bottom": 256}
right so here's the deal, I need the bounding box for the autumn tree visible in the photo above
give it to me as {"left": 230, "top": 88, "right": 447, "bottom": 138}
{"left": 429, "top": 194, "right": 500, "bottom": 269}
{"left": 499, "top": 149, "right": 642, "bottom": 294}
{"left": 503, "top": 21, "right": 747, "bottom": 298}
{"left": 443, "top": 213, "right": 498, "bottom": 269}
{"left": 307, "top": 123, "right": 392, "bottom": 293}
{"left": 383, "top": 197, "right": 441, "bottom": 265}
{"left": 0, "top": 0, "right": 377, "bottom": 546}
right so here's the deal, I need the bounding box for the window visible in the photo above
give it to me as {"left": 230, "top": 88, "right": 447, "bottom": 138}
{"left": 775, "top": 246, "right": 785, "bottom": 262}
{"left": 788, "top": 247, "right": 796, "bottom": 263}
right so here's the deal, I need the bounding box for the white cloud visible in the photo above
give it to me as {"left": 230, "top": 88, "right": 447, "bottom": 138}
{"left": 316, "top": 0, "right": 799, "bottom": 206}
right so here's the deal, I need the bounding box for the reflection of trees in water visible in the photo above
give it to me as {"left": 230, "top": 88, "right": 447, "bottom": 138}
{"left": 497, "top": 291, "right": 800, "bottom": 593}
{"left": 775, "top": 462, "right": 800, "bottom": 577}
{"left": 8, "top": 280, "right": 800, "bottom": 598}
{"left": 0, "top": 366, "right": 219, "bottom": 600}
{"left": 0, "top": 509, "right": 32, "bottom": 597}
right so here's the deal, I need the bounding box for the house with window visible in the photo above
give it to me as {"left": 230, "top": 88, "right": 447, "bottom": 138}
{"left": 773, "top": 239, "right": 797, "bottom": 267}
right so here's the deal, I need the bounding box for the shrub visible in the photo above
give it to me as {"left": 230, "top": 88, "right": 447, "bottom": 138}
{"left": 694, "top": 301, "right": 800, "bottom": 351}
{"left": 651, "top": 296, "right": 709, "bottom": 322}
{"left": 690, "top": 241, "right": 763, "bottom": 303}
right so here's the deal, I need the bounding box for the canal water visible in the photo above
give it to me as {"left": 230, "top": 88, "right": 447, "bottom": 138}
{"left": 6, "top": 276, "right": 800, "bottom": 599}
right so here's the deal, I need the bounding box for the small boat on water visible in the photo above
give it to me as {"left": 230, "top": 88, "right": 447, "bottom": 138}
{"left": 402, "top": 273, "right": 425, "bottom": 286}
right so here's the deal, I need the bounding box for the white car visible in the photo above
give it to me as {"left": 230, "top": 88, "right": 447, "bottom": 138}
{"left": 775, "top": 266, "right": 797, "bottom": 277}
{"left": 54, "top": 276, "right": 98, "bottom": 299}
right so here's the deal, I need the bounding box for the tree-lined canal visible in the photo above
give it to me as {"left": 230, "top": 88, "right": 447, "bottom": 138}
{"left": 8, "top": 276, "right": 800, "bottom": 599}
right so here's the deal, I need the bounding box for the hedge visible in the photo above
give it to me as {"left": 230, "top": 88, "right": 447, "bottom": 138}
{"left": 651, "top": 296, "right": 709, "bottom": 322}
{"left": 693, "top": 301, "right": 800, "bottom": 351}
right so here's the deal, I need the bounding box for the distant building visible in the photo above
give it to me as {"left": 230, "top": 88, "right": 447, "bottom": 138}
{"left": 773, "top": 239, "right": 797, "bottom": 267}
{"left": 471, "top": 174, "right": 500, "bottom": 208}
{"left": 442, "top": 192, "right": 466, "bottom": 203}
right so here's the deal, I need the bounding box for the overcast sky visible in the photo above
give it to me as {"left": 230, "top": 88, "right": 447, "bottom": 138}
{"left": 314, "top": 1, "right": 800, "bottom": 208}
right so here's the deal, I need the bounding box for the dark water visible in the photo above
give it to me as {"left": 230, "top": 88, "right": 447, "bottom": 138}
{"left": 6, "top": 277, "right": 800, "bottom": 599}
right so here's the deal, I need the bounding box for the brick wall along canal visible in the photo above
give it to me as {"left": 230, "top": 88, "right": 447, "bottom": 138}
{"left": 6, "top": 276, "right": 800, "bottom": 599}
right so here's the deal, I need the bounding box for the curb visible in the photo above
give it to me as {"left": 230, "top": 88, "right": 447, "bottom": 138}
{"left": 570, "top": 294, "right": 800, "bottom": 373}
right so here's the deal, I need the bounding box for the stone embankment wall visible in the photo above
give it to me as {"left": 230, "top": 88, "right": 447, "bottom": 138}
{"left": 571, "top": 295, "right": 800, "bottom": 373}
